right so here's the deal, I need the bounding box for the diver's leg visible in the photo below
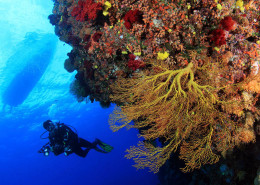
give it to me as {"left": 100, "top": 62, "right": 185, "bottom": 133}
{"left": 73, "top": 146, "right": 90, "bottom": 158}
{"left": 78, "top": 137, "right": 98, "bottom": 148}
{"left": 77, "top": 138, "right": 112, "bottom": 153}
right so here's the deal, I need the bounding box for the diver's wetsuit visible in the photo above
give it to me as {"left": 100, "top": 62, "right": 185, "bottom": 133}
{"left": 48, "top": 123, "right": 97, "bottom": 157}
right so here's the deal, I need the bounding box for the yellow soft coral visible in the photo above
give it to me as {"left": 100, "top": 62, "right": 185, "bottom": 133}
{"left": 157, "top": 51, "right": 169, "bottom": 60}
{"left": 103, "top": 1, "right": 111, "bottom": 16}
{"left": 236, "top": 0, "right": 245, "bottom": 12}
{"left": 109, "top": 60, "right": 237, "bottom": 172}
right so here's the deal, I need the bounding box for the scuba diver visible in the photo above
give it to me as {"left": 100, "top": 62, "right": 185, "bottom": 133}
{"left": 38, "top": 120, "right": 113, "bottom": 157}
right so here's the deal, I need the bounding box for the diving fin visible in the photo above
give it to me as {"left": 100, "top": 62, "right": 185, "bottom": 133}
{"left": 96, "top": 139, "right": 113, "bottom": 153}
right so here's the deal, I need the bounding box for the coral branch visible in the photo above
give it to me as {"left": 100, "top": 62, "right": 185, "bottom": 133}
{"left": 109, "top": 60, "right": 237, "bottom": 172}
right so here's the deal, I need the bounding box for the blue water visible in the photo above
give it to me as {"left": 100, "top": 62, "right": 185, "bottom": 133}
{"left": 0, "top": 1, "right": 159, "bottom": 184}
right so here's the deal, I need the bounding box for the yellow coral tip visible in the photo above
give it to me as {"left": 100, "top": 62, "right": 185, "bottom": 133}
{"left": 217, "top": 4, "right": 222, "bottom": 10}
{"left": 103, "top": 11, "right": 109, "bottom": 16}
{"left": 193, "top": 32, "right": 196, "bottom": 35}
{"left": 236, "top": 0, "right": 244, "bottom": 8}
{"left": 257, "top": 40, "right": 260, "bottom": 45}
{"left": 134, "top": 52, "right": 141, "bottom": 56}
{"left": 214, "top": 47, "right": 220, "bottom": 51}
{"left": 122, "top": 51, "right": 128, "bottom": 54}
{"left": 214, "top": 0, "right": 218, "bottom": 3}
{"left": 187, "top": 4, "right": 191, "bottom": 9}
{"left": 104, "top": 1, "right": 112, "bottom": 8}
{"left": 168, "top": 29, "right": 172, "bottom": 33}
{"left": 59, "top": 16, "right": 63, "bottom": 23}
{"left": 109, "top": 25, "right": 113, "bottom": 29}
{"left": 157, "top": 51, "right": 169, "bottom": 60}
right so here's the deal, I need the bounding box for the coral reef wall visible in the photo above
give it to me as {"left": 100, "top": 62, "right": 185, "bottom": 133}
{"left": 49, "top": 0, "right": 260, "bottom": 184}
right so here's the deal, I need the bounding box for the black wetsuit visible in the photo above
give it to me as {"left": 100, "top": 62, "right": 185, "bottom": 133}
{"left": 48, "top": 123, "right": 97, "bottom": 157}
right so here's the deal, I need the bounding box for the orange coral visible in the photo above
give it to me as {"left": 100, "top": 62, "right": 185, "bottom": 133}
{"left": 241, "top": 75, "right": 260, "bottom": 93}
{"left": 237, "top": 128, "right": 256, "bottom": 144}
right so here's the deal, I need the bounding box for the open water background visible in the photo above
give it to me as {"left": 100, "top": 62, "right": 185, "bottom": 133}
{"left": 0, "top": 0, "right": 159, "bottom": 184}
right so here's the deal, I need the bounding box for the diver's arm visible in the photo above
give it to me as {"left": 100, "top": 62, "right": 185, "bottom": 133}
{"left": 38, "top": 142, "right": 50, "bottom": 154}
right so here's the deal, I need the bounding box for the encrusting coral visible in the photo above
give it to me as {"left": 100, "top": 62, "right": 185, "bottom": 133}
{"left": 49, "top": 0, "right": 260, "bottom": 182}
